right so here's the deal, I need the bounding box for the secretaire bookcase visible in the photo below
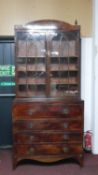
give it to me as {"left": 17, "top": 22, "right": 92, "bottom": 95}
{"left": 12, "top": 20, "right": 84, "bottom": 168}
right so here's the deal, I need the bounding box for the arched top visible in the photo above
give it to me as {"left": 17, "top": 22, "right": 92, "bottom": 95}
{"left": 15, "top": 19, "right": 80, "bottom": 32}
{"left": 26, "top": 19, "right": 80, "bottom": 31}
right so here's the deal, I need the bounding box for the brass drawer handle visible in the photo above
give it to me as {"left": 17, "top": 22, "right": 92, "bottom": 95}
{"left": 62, "top": 108, "right": 69, "bottom": 114}
{"left": 30, "top": 136, "right": 34, "bottom": 140}
{"left": 63, "top": 147, "right": 69, "bottom": 153}
{"left": 63, "top": 123, "right": 68, "bottom": 129}
{"left": 27, "top": 109, "right": 34, "bottom": 115}
{"left": 28, "top": 123, "right": 34, "bottom": 129}
{"left": 28, "top": 147, "right": 34, "bottom": 154}
{"left": 63, "top": 134, "right": 69, "bottom": 140}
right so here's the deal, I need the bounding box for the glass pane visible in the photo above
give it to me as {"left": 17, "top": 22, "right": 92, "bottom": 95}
{"left": 49, "top": 31, "right": 79, "bottom": 97}
{"left": 16, "top": 31, "right": 47, "bottom": 97}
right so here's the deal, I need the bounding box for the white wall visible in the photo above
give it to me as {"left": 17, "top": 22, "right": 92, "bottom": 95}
{"left": 92, "top": 0, "right": 98, "bottom": 154}
{"left": 0, "top": 0, "right": 92, "bottom": 36}
{"left": 81, "top": 38, "right": 93, "bottom": 132}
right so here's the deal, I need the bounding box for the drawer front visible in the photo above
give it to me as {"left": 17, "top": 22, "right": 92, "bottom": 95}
{"left": 13, "top": 119, "right": 82, "bottom": 131}
{"left": 14, "top": 143, "right": 83, "bottom": 156}
{"left": 12, "top": 103, "right": 83, "bottom": 120}
{"left": 14, "top": 132, "right": 82, "bottom": 144}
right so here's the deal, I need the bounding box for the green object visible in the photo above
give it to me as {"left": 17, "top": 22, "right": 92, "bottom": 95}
{"left": 0, "top": 82, "right": 15, "bottom": 86}
{"left": 0, "top": 65, "right": 15, "bottom": 76}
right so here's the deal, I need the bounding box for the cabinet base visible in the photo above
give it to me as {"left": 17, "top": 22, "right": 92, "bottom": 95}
{"left": 13, "top": 154, "right": 84, "bottom": 169}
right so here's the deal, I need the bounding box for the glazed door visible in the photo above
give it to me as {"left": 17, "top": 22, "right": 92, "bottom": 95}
{"left": 48, "top": 31, "right": 80, "bottom": 97}
{"left": 15, "top": 29, "right": 80, "bottom": 98}
{"left": 16, "top": 31, "right": 47, "bottom": 97}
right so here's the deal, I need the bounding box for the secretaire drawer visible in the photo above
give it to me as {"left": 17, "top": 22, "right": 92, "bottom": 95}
{"left": 13, "top": 118, "right": 82, "bottom": 131}
{"left": 12, "top": 102, "right": 83, "bottom": 120}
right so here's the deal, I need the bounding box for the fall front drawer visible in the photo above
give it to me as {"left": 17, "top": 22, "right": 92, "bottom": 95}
{"left": 14, "top": 143, "right": 83, "bottom": 156}
{"left": 14, "top": 132, "right": 82, "bottom": 144}
{"left": 13, "top": 118, "right": 82, "bottom": 131}
{"left": 12, "top": 102, "right": 83, "bottom": 119}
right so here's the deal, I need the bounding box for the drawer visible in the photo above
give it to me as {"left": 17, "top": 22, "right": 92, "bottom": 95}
{"left": 14, "top": 143, "right": 83, "bottom": 156}
{"left": 13, "top": 118, "right": 82, "bottom": 131}
{"left": 14, "top": 132, "right": 82, "bottom": 144}
{"left": 12, "top": 102, "right": 83, "bottom": 120}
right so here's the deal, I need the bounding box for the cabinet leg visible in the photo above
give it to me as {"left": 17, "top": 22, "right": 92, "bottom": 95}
{"left": 76, "top": 154, "right": 84, "bottom": 167}
{"left": 12, "top": 157, "right": 17, "bottom": 170}
{"left": 12, "top": 162, "right": 16, "bottom": 170}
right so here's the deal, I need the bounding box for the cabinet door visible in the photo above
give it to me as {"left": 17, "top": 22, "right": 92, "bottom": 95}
{"left": 16, "top": 31, "right": 47, "bottom": 97}
{"left": 49, "top": 31, "right": 80, "bottom": 97}
{"left": 15, "top": 28, "right": 80, "bottom": 98}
